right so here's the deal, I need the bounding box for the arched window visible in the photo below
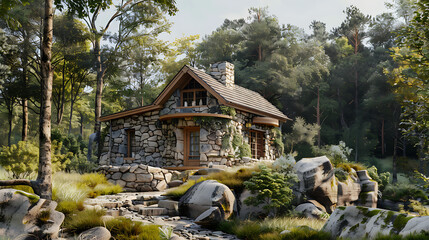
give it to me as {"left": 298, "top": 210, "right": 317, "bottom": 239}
{"left": 181, "top": 79, "right": 207, "bottom": 107}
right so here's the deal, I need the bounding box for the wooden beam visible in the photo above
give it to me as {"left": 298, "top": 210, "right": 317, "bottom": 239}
{"left": 159, "top": 113, "right": 233, "bottom": 121}
{"left": 99, "top": 105, "right": 162, "bottom": 121}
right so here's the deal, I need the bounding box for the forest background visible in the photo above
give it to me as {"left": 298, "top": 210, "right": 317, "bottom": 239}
{"left": 0, "top": 0, "right": 428, "bottom": 181}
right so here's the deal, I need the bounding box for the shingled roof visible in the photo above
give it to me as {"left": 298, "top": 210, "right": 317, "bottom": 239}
{"left": 187, "top": 66, "right": 289, "bottom": 121}
{"left": 100, "top": 64, "right": 290, "bottom": 122}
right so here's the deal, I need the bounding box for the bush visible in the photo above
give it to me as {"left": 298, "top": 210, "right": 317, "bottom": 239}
{"left": 244, "top": 165, "right": 294, "bottom": 216}
{"left": 367, "top": 166, "right": 390, "bottom": 192}
{"left": 0, "top": 141, "right": 71, "bottom": 179}
{"left": 383, "top": 184, "right": 428, "bottom": 202}
{"left": 0, "top": 141, "right": 38, "bottom": 178}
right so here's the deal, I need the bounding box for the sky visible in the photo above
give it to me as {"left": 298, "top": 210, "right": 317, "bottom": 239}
{"left": 159, "top": 0, "right": 391, "bottom": 42}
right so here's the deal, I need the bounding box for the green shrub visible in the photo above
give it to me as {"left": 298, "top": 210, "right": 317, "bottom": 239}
{"left": 367, "top": 166, "right": 390, "bottom": 192}
{"left": 105, "top": 217, "right": 161, "bottom": 240}
{"left": 383, "top": 184, "right": 428, "bottom": 202}
{"left": 244, "top": 165, "right": 294, "bottom": 216}
{"left": 0, "top": 141, "right": 38, "bottom": 179}
{"left": 64, "top": 209, "right": 105, "bottom": 233}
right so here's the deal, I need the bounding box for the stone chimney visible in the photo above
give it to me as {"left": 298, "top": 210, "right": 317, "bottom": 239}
{"left": 209, "top": 61, "right": 234, "bottom": 88}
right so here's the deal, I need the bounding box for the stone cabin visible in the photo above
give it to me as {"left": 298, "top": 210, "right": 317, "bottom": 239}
{"left": 99, "top": 61, "right": 290, "bottom": 170}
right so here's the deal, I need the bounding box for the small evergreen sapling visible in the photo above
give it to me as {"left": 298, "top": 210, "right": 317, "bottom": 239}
{"left": 243, "top": 165, "right": 293, "bottom": 216}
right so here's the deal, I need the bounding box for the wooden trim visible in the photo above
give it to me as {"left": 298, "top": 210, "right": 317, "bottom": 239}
{"left": 253, "top": 117, "right": 280, "bottom": 127}
{"left": 176, "top": 105, "right": 208, "bottom": 109}
{"left": 100, "top": 105, "right": 162, "bottom": 121}
{"left": 181, "top": 88, "right": 207, "bottom": 107}
{"left": 186, "top": 68, "right": 228, "bottom": 105}
{"left": 184, "top": 127, "right": 200, "bottom": 167}
{"left": 159, "top": 113, "right": 233, "bottom": 121}
{"left": 126, "top": 129, "right": 135, "bottom": 158}
{"left": 153, "top": 66, "right": 189, "bottom": 105}
{"left": 226, "top": 102, "right": 290, "bottom": 122}
{"left": 249, "top": 130, "right": 265, "bottom": 159}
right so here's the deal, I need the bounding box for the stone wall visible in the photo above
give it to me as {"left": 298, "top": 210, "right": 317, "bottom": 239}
{"left": 100, "top": 90, "right": 279, "bottom": 168}
{"left": 98, "top": 164, "right": 178, "bottom": 192}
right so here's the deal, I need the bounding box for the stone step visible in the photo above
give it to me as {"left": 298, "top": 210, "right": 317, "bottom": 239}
{"left": 138, "top": 207, "right": 168, "bottom": 216}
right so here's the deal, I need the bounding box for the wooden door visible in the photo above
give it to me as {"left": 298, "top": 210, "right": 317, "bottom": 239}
{"left": 184, "top": 127, "right": 200, "bottom": 166}
{"left": 249, "top": 130, "right": 265, "bottom": 159}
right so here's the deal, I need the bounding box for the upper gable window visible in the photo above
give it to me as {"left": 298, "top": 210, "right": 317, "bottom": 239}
{"left": 181, "top": 79, "right": 207, "bottom": 107}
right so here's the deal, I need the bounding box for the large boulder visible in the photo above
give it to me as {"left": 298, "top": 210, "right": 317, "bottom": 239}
{"left": 294, "top": 156, "right": 338, "bottom": 213}
{"left": 357, "top": 170, "right": 378, "bottom": 208}
{"left": 195, "top": 207, "right": 223, "bottom": 227}
{"left": 0, "top": 189, "right": 64, "bottom": 239}
{"left": 238, "top": 189, "right": 266, "bottom": 220}
{"left": 337, "top": 176, "right": 361, "bottom": 206}
{"left": 78, "top": 226, "right": 111, "bottom": 240}
{"left": 322, "top": 206, "right": 424, "bottom": 239}
{"left": 179, "top": 180, "right": 235, "bottom": 219}
{"left": 295, "top": 203, "right": 326, "bottom": 219}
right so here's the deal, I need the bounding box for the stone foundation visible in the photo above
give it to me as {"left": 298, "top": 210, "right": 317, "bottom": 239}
{"left": 98, "top": 164, "right": 179, "bottom": 192}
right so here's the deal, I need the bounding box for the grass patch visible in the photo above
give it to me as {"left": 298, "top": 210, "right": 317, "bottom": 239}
{"left": 105, "top": 217, "right": 161, "bottom": 240}
{"left": 206, "top": 165, "right": 261, "bottom": 192}
{"left": 56, "top": 200, "right": 84, "bottom": 215}
{"left": 218, "top": 217, "right": 326, "bottom": 240}
{"left": 280, "top": 226, "right": 331, "bottom": 240}
{"left": 164, "top": 177, "right": 206, "bottom": 200}
{"left": 383, "top": 184, "right": 428, "bottom": 202}
{"left": 64, "top": 209, "right": 106, "bottom": 234}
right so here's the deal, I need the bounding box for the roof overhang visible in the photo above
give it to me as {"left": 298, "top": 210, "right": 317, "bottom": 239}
{"left": 99, "top": 105, "right": 162, "bottom": 122}
{"left": 252, "top": 117, "right": 280, "bottom": 127}
{"left": 159, "top": 113, "right": 233, "bottom": 121}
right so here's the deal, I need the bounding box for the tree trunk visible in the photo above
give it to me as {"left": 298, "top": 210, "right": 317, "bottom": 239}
{"left": 35, "top": 0, "right": 54, "bottom": 199}
{"left": 392, "top": 130, "right": 398, "bottom": 183}
{"left": 419, "top": 137, "right": 425, "bottom": 175}
{"left": 316, "top": 86, "right": 321, "bottom": 148}
{"left": 337, "top": 88, "right": 347, "bottom": 129}
{"left": 80, "top": 111, "right": 84, "bottom": 137}
{"left": 21, "top": 31, "right": 29, "bottom": 141}
{"left": 381, "top": 118, "right": 385, "bottom": 157}
{"left": 7, "top": 110, "right": 12, "bottom": 146}
{"left": 69, "top": 84, "right": 74, "bottom": 134}
{"left": 94, "top": 37, "right": 106, "bottom": 158}
{"left": 57, "top": 59, "right": 66, "bottom": 124}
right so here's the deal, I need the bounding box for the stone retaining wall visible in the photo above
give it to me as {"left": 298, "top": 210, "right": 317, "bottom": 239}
{"left": 98, "top": 164, "right": 178, "bottom": 192}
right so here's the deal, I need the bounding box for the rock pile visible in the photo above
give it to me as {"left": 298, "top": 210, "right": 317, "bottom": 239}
{"left": 294, "top": 156, "right": 378, "bottom": 215}
{"left": 0, "top": 189, "right": 64, "bottom": 239}
{"left": 323, "top": 206, "right": 429, "bottom": 239}
{"left": 98, "top": 164, "right": 178, "bottom": 192}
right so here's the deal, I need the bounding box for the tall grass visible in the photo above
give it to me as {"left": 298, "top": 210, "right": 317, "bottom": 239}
{"left": 218, "top": 217, "right": 327, "bottom": 240}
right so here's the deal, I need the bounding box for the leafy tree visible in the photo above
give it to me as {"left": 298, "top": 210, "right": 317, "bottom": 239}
{"left": 160, "top": 34, "right": 200, "bottom": 82}
{"left": 57, "top": 0, "right": 178, "bottom": 156}
{"left": 333, "top": 6, "right": 371, "bottom": 161}
{"left": 389, "top": 0, "right": 429, "bottom": 173}
{"left": 284, "top": 117, "right": 319, "bottom": 154}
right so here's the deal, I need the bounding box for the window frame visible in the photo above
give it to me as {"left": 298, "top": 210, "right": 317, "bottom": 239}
{"left": 180, "top": 79, "right": 208, "bottom": 108}
{"left": 125, "top": 129, "right": 135, "bottom": 159}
